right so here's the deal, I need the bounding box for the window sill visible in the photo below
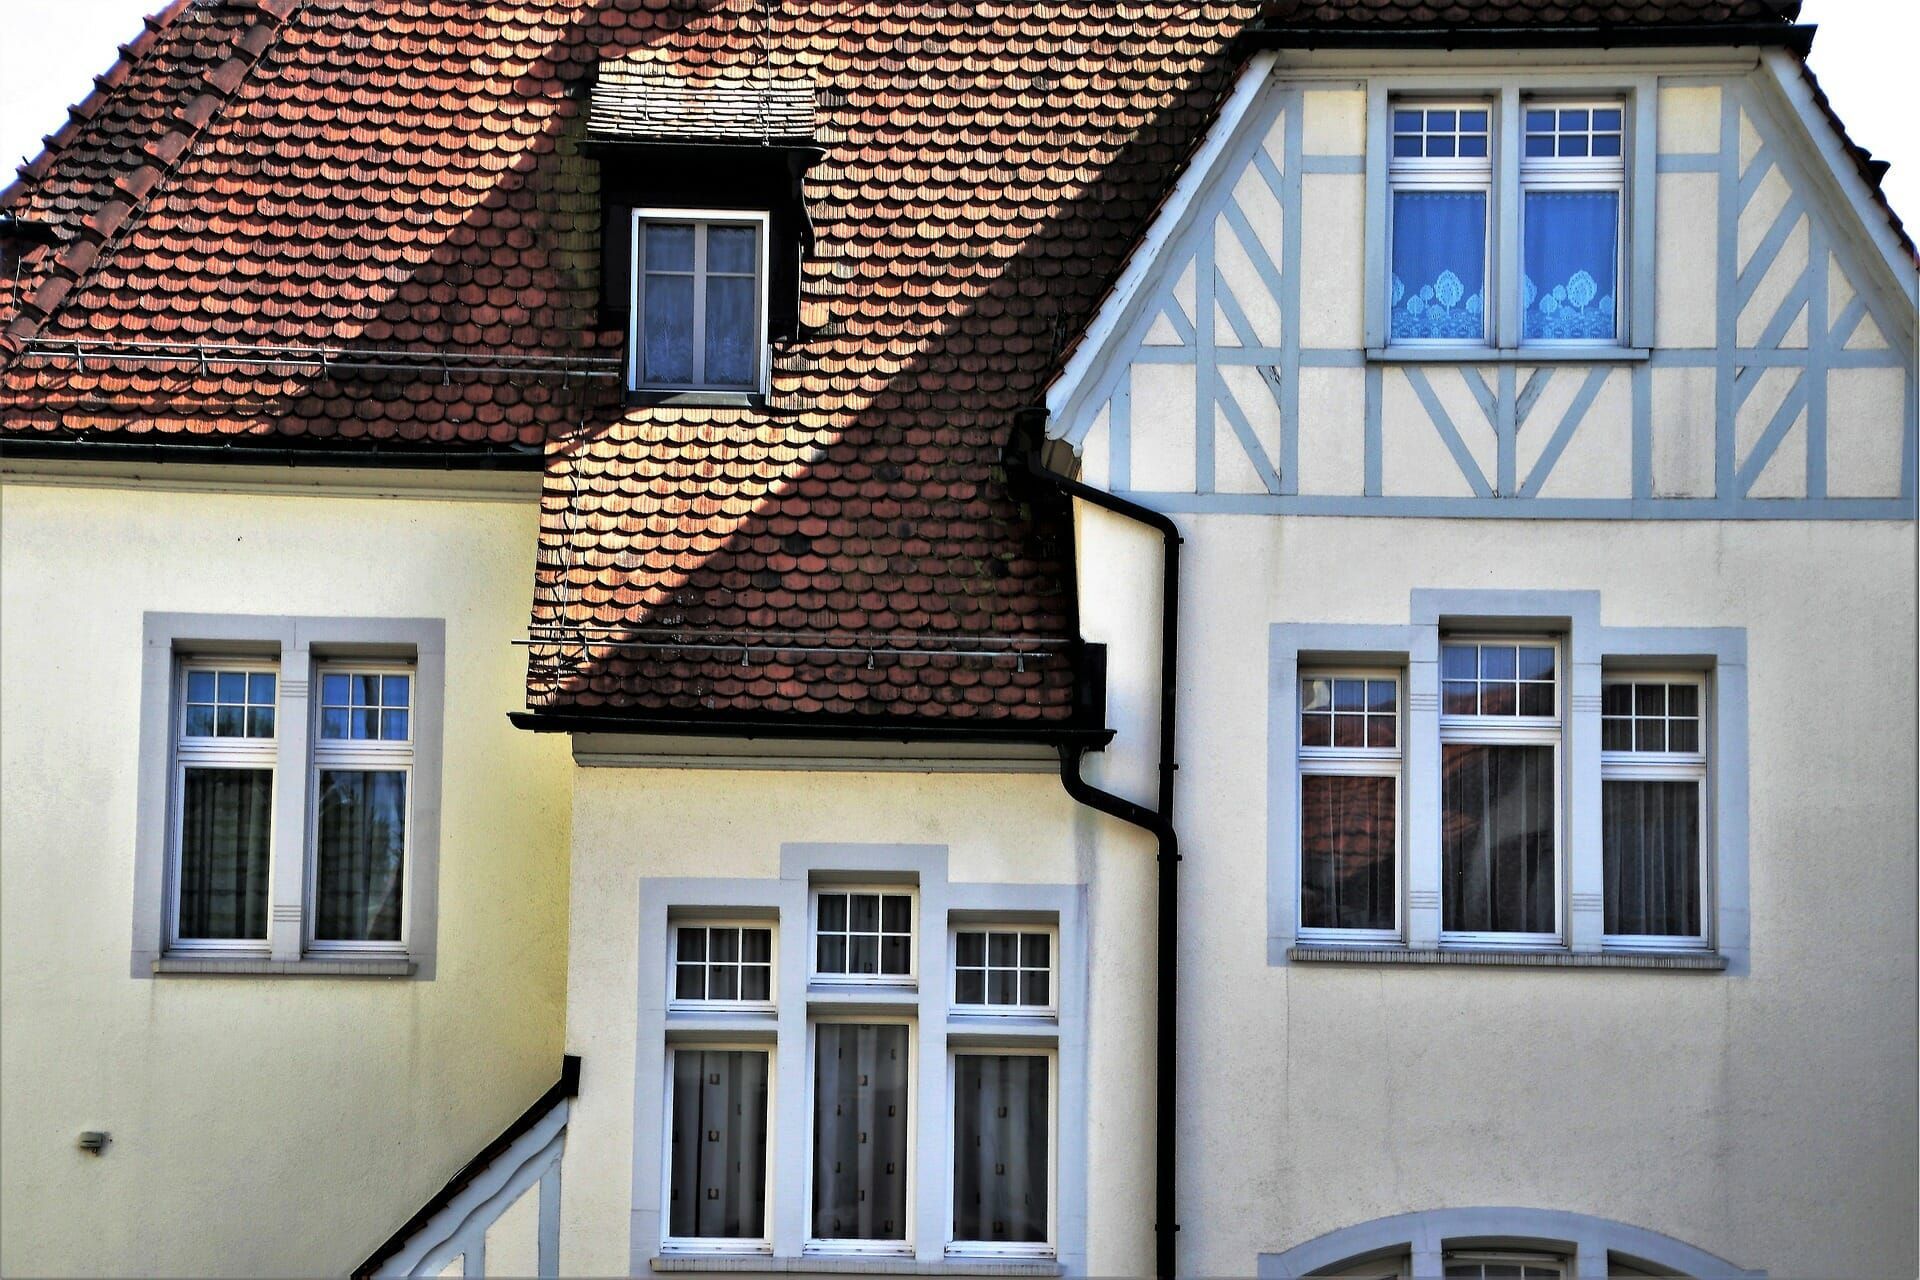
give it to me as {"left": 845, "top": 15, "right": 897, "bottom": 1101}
{"left": 626, "top": 389, "right": 767, "bottom": 410}
{"left": 1287, "top": 945, "right": 1726, "bottom": 971}
{"left": 652, "top": 1257, "right": 1061, "bottom": 1276}
{"left": 152, "top": 955, "right": 416, "bottom": 978}
{"left": 1365, "top": 346, "right": 1651, "bottom": 365}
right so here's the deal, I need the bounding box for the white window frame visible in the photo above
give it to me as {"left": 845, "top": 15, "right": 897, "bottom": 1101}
{"left": 1518, "top": 97, "right": 1628, "bottom": 349}
{"left": 1600, "top": 672, "right": 1711, "bottom": 952}
{"left": 629, "top": 208, "right": 771, "bottom": 394}
{"left": 803, "top": 1015, "right": 917, "bottom": 1258}
{"left": 1443, "top": 1250, "right": 1568, "bottom": 1279}
{"left": 1387, "top": 99, "right": 1496, "bottom": 349}
{"left": 167, "top": 658, "right": 280, "bottom": 955}
{"left": 944, "top": 1044, "right": 1057, "bottom": 1261}
{"left": 660, "top": 1041, "right": 777, "bottom": 1256}
{"left": 1297, "top": 669, "right": 1404, "bottom": 946}
{"left": 949, "top": 924, "right": 1059, "bottom": 1016}
{"left": 306, "top": 660, "right": 416, "bottom": 958}
{"left": 667, "top": 920, "right": 779, "bottom": 1013}
{"left": 1438, "top": 636, "right": 1564, "bottom": 949}
{"left": 809, "top": 885, "right": 918, "bottom": 987}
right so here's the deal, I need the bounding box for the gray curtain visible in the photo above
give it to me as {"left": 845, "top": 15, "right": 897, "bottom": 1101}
{"left": 812, "top": 1024, "right": 908, "bottom": 1241}
{"left": 178, "top": 767, "right": 272, "bottom": 940}
{"left": 1443, "top": 744, "right": 1554, "bottom": 932}
{"left": 1603, "top": 779, "right": 1700, "bottom": 936}
{"left": 952, "top": 1054, "right": 1048, "bottom": 1244}
{"left": 669, "top": 1050, "right": 769, "bottom": 1239}
{"left": 1300, "top": 774, "right": 1397, "bottom": 930}
{"left": 314, "top": 769, "right": 406, "bottom": 942}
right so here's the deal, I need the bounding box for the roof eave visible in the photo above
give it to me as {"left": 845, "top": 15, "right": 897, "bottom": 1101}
{"left": 509, "top": 708, "right": 1114, "bottom": 749}
{"left": 1242, "top": 21, "right": 1816, "bottom": 55}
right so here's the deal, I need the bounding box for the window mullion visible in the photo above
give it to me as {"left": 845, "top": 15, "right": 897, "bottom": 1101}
{"left": 1495, "top": 85, "right": 1523, "bottom": 348}
{"left": 692, "top": 224, "right": 707, "bottom": 386}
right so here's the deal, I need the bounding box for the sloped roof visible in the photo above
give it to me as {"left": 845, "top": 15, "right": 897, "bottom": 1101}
{"left": 0, "top": 0, "right": 1859, "bottom": 729}
{"left": 587, "top": 67, "right": 815, "bottom": 144}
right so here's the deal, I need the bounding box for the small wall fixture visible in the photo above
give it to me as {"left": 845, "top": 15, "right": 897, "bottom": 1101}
{"left": 77, "top": 1131, "right": 110, "bottom": 1155}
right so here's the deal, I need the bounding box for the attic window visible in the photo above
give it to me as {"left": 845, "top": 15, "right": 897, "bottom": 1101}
{"left": 629, "top": 210, "right": 768, "bottom": 393}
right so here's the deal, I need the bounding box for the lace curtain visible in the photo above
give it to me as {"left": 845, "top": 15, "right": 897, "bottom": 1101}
{"left": 1523, "top": 190, "right": 1619, "bottom": 341}
{"left": 1390, "top": 190, "right": 1487, "bottom": 341}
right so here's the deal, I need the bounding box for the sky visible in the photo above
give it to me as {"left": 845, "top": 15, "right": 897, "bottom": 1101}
{"left": 0, "top": 0, "right": 1915, "bottom": 235}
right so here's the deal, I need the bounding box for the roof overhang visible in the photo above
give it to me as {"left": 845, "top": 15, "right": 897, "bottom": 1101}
{"left": 1240, "top": 21, "right": 1816, "bottom": 54}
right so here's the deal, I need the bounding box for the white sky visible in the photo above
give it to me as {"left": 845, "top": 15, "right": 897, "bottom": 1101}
{"left": 0, "top": 0, "right": 1915, "bottom": 233}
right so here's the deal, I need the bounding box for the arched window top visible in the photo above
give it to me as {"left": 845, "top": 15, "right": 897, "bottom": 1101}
{"left": 1256, "top": 1208, "right": 1764, "bottom": 1280}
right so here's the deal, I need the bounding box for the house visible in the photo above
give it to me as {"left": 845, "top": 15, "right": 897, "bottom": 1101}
{"left": 1, "top": 0, "right": 1914, "bottom": 1275}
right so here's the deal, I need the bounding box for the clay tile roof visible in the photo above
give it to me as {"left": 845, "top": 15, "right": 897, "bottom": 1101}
{"left": 0, "top": 0, "right": 1855, "bottom": 728}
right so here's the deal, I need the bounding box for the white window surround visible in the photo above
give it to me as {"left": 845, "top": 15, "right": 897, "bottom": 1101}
{"left": 1365, "top": 73, "right": 1658, "bottom": 358}
{"left": 1268, "top": 591, "right": 1748, "bottom": 974}
{"left": 132, "top": 613, "right": 445, "bottom": 979}
{"left": 628, "top": 208, "right": 771, "bottom": 395}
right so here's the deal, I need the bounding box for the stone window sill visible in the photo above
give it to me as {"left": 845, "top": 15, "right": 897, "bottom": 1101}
{"left": 1287, "top": 945, "right": 1726, "bottom": 971}
{"left": 152, "top": 955, "right": 416, "bottom": 978}
{"left": 652, "top": 1257, "right": 1061, "bottom": 1276}
{"left": 1364, "top": 346, "right": 1651, "bottom": 365}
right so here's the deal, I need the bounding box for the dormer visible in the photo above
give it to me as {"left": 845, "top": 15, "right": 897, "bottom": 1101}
{"left": 585, "top": 66, "right": 824, "bottom": 403}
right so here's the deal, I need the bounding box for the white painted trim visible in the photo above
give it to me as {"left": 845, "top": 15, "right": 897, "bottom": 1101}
{"left": 0, "top": 458, "right": 543, "bottom": 501}
{"left": 1043, "top": 50, "right": 1279, "bottom": 423}
{"left": 629, "top": 208, "right": 773, "bottom": 394}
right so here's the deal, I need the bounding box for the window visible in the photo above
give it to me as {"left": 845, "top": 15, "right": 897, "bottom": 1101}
{"left": 1440, "top": 640, "right": 1560, "bottom": 943}
{"left": 1522, "top": 103, "right": 1624, "bottom": 343}
{"left": 951, "top": 1050, "right": 1053, "bottom": 1255}
{"left": 1298, "top": 674, "right": 1400, "bottom": 942}
{"left": 812, "top": 888, "right": 914, "bottom": 982}
{"left": 809, "top": 1021, "right": 911, "bottom": 1250}
{"left": 1445, "top": 1254, "right": 1565, "bottom": 1279}
{"left": 631, "top": 211, "right": 767, "bottom": 392}
{"left": 953, "top": 928, "right": 1054, "bottom": 1012}
{"left": 171, "top": 664, "right": 278, "bottom": 948}
{"left": 1601, "top": 677, "right": 1708, "bottom": 947}
{"left": 667, "top": 1047, "right": 772, "bottom": 1250}
{"left": 310, "top": 665, "right": 414, "bottom": 950}
{"left": 1389, "top": 103, "right": 1491, "bottom": 343}
{"left": 673, "top": 924, "right": 775, "bottom": 1007}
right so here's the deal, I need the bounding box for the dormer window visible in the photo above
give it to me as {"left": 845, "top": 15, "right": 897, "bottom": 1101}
{"left": 630, "top": 210, "right": 768, "bottom": 393}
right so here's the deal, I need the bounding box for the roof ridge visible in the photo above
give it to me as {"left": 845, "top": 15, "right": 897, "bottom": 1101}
{"left": 2, "top": 0, "right": 302, "bottom": 358}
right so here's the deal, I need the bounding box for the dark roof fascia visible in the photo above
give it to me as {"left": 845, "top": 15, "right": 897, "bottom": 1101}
{"left": 0, "top": 214, "right": 62, "bottom": 246}
{"left": 510, "top": 708, "right": 1115, "bottom": 748}
{"left": 1242, "top": 22, "right": 1816, "bottom": 55}
{"left": 354, "top": 1056, "right": 581, "bottom": 1280}
{"left": 0, "top": 435, "right": 546, "bottom": 470}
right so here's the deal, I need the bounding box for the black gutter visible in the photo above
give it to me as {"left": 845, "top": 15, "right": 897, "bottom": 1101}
{"left": 510, "top": 707, "right": 1114, "bottom": 748}
{"left": 1241, "top": 21, "right": 1815, "bottom": 54}
{"left": 355, "top": 1055, "right": 581, "bottom": 1279}
{"left": 1012, "top": 408, "right": 1183, "bottom": 1280}
{"left": 0, "top": 436, "right": 546, "bottom": 470}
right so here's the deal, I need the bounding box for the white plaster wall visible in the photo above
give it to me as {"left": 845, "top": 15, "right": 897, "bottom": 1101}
{"left": 0, "top": 478, "right": 573, "bottom": 1277}
{"left": 556, "top": 767, "right": 1157, "bottom": 1277}
{"left": 484, "top": 1178, "right": 541, "bottom": 1276}
{"left": 1119, "top": 514, "right": 1918, "bottom": 1275}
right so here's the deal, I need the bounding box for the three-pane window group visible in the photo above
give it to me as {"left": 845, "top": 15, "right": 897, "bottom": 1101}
{"left": 664, "top": 893, "right": 1055, "bottom": 1255}
{"left": 171, "top": 663, "right": 413, "bottom": 950}
{"left": 1300, "top": 642, "right": 1708, "bottom": 948}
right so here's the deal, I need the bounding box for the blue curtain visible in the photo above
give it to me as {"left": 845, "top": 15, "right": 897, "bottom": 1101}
{"left": 1390, "top": 191, "right": 1486, "bottom": 341}
{"left": 1523, "top": 191, "right": 1619, "bottom": 340}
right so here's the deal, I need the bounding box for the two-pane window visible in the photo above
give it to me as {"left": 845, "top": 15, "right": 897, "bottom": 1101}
{"left": 1388, "top": 96, "right": 1625, "bottom": 347}
{"left": 311, "top": 668, "right": 412, "bottom": 947}
{"left": 172, "top": 665, "right": 277, "bottom": 945}
{"left": 1602, "top": 677, "right": 1707, "bottom": 946}
{"left": 632, "top": 213, "right": 765, "bottom": 391}
{"left": 1298, "top": 675, "right": 1400, "bottom": 940}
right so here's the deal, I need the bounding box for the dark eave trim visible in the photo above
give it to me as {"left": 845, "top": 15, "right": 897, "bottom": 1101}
{"left": 509, "top": 708, "right": 1115, "bottom": 748}
{"left": 353, "top": 1055, "right": 581, "bottom": 1280}
{"left": 0, "top": 435, "right": 545, "bottom": 470}
{"left": 1242, "top": 21, "right": 1816, "bottom": 55}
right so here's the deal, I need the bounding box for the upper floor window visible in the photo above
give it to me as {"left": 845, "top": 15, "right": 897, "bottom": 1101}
{"left": 172, "top": 664, "right": 278, "bottom": 946}
{"left": 1298, "top": 674, "right": 1401, "bottom": 943}
{"left": 1601, "top": 676, "right": 1708, "bottom": 948}
{"left": 630, "top": 211, "right": 767, "bottom": 393}
{"left": 672, "top": 922, "right": 775, "bottom": 1006}
{"left": 310, "top": 665, "right": 414, "bottom": 950}
{"left": 1521, "top": 103, "right": 1624, "bottom": 343}
{"left": 953, "top": 927, "right": 1056, "bottom": 1012}
{"left": 1389, "top": 103, "right": 1492, "bottom": 344}
{"left": 812, "top": 888, "right": 914, "bottom": 982}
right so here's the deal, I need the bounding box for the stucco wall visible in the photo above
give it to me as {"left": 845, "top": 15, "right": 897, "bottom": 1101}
{"left": 0, "top": 476, "right": 573, "bottom": 1277}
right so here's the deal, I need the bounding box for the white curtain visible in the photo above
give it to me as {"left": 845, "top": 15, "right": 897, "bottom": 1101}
{"left": 952, "top": 1054, "right": 1047, "bottom": 1244}
{"left": 668, "top": 1049, "right": 768, "bottom": 1239}
{"left": 812, "top": 1024, "right": 908, "bottom": 1240}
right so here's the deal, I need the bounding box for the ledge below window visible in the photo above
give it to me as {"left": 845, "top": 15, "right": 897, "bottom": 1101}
{"left": 625, "top": 389, "right": 768, "bottom": 410}
{"left": 151, "top": 955, "right": 416, "bottom": 977}
{"left": 1364, "top": 346, "right": 1651, "bottom": 365}
{"left": 652, "top": 1258, "right": 1061, "bottom": 1276}
{"left": 1287, "top": 945, "right": 1726, "bottom": 971}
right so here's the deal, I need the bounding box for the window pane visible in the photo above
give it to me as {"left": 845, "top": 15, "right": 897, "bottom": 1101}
{"left": 1523, "top": 191, "right": 1619, "bottom": 341}
{"left": 710, "top": 965, "right": 738, "bottom": 1000}
{"left": 185, "top": 705, "right": 216, "bottom": 737}
{"left": 177, "top": 768, "right": 272, "bottom": 941}
{"left": 248, "top": 673, "right": 276, "bottom": 703}
{"left": 1334, "top": 713, "right": 1365, "bottom": 747}
{"left": 187, "top": 670, "right": 216, "bottom": 702}
{"left": 321, "top": 708, "right": 349, "bottom": 739}
{"left": 957, "top": 968, "right": 986, "bottom": 1004}
{"left": 1021, "top": 970, "right": 1050, "bottom": 1007}
{"left": 989, "top": 969, "right": 1019, "bottom": 1004}
{"left": 711, "top": 928, "right": 739, "bottom": 963}
{"left": 956, "top": 930, "right": 985, "bottom": 966}
{"left": 1300, "top": 774, "right": 1396, "bottom": 931}
{"left": 382, "top": 674, "right": 410, "bottom": 707}
{"left": 741, "top": 928, "right": 772, "bottom": 963}
{"left": 1390, "top": 191, "right": 1487, "bottom": 342}
{"left": 217, "top": 671, "right": 246, "bottom": 702}
{"left": 881, "top": 895, "right": 911, "bottom": 933}
{"left": 812, "top": 1024, "right": 908, "bottom": 1240}
{"left": 321, "top": 672, "right": 351, "bottom": 705}
{"left": 313, "top": 770, "right": 407, "bottom": 943}
{"left": 1604, "top": 782, "right": 1700, "bottom": 935}
{"left": 669, "top": 1050, "right": 769, "bottom": 1240}
{"left": 645, "top": 223, "right": 695, "bottom": 271}
{"left": 1302, "top": 713, "right": 1332, "bottom": 747}
{"left": 643, "top": 273, "right": 696, "bottom": 384}
{"left": 1442, "top": 744, "right": 1555, "bottom": 933}
{"left": 1519, "top": 683, "right": 1555, "bottom": 717}
{"left": 216, "top": 705, "right": 244, "bottom": 737}
{"left": 247, "top": 707, "right": 276, "bottom": 737}
{"left": 679, "top": 928, "right": 707, "bottom": 961}
{"left": 1443, "top": 681, "right": 1478, "bottom": 715}
{"left": 1518, "top": 647, "right": 1555, "bottom": 681}
{"left": 741, "top": 964, "right": 772, "bottom": 1001}
{"left": 1441, "top": 645, "right": 1477, "bottom": 680}
{"left": 880, "top": 934, "right": 910, "bottom": 975}
{"left": 952, "top": 1055, "right": 1048, "bottom": 1244}
{"left": 817, "top": 935, "right": 847, "bottom": 973}
{"left": 351, "top": 709, "right": 379, "bottom": 740}
{"left": 1021, "top": 933, "right": 1049, "bottom": 967}
{"left": 676, "top": 964, "right": 705, "bottom": 1001}
{"left": 818, "top": 892, "right": 848, "bottom": 931}
{"left": 850, "top": 893, "right": 879, "bottom": 932}
{"left": 708, "top": 225, "right": 757, "bottom": 274}
{"left": 704, "top": 274, "right": 757, "bottom": 387}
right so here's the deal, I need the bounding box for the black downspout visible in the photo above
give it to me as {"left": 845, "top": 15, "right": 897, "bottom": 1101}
{"left": 1014, "top": 408, "right": 1183, "bottom": 1279}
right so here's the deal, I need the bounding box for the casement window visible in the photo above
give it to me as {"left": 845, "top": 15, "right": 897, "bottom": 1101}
{"left": 666, "top": 1046, "right": 772, "bottom": 1250}
{"left": 671, "top": 923, "right": 775, "bottom": 1008}
{"left": 952, "top": 927, "right": 1055, "bottom": 1013}
{"left": 1439, "top": 640, "right": 1561, "bottom": 944}
{"left": 1298, "top": 673, "right": 1401, "bottom": 943}
{"left": 809, "top": 1020, "right": 912, "bottom": 1250}
{"left": 1601, "top": 676, "right": 1708, "bottom": 948}
{"left": 811, "top": 887, "right": 915, "bottom": 983}
{"left": 310, "top": 666, "right": 414, "bottom": 950}
{"left": 630, "top": 210, "right": 768, "bottom": 393}
{"left": 950, "top": 1049, "right": 1054, "bottom": 1255}
{"left": 171, "top": 664, "right": 278, "bottom": 947}
{"left": 1384, "top": 94, "right": 1630, "bottom": 350}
